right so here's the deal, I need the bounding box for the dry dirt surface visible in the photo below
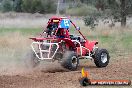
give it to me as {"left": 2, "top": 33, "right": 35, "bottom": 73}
{"left": 0, "top": 57, "right": 132, "bottom": 88}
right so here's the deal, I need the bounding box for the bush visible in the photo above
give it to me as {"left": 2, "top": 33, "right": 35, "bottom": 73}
{"left": 1, "top": 0, "right": 13, "bottom": 12}
{"left": 21, "top": 0, "right": 56, "bottom": 14}
{"left": 66, "top": 4, "right": 97, "bottom": 16}
{"left": 83, "top": 10, "right": 102, "bottom": 29}
{"left": 41, "top": 0, "right": 56, "bottom": 13}
{"left": 0, "top": 0, "right": 56, "bottom": 13}
{"left": 22, "top": 0, "right": 39, "bottom": 13}
{"left": 13, "top": 0, "right": 22, "bottom": 12}
{"left": 84, "top": 16, "right": 95, "bottom": 28}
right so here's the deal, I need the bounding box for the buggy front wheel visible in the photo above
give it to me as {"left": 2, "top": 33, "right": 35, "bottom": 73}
{"left": 94, "top": 49, "right": 110, "bottom": 68}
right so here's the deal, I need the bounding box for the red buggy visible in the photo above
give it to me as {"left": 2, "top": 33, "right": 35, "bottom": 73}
{"left": 28, "top": 17, "right": 110, "bottom": 70}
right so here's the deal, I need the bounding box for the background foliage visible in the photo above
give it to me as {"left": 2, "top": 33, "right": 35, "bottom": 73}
{"left": 0, "top": 0, "right": 132, "bottom": 27}
{"left": 0, "top": 0, "right": 56, "bottom": 13}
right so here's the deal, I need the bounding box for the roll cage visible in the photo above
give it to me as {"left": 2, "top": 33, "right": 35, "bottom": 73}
{"left": 41, "top": 17, "right": 87, "bottom": 40}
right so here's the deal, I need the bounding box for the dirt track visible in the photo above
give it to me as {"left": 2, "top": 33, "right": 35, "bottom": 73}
{"left": 0, "top": 56, "right": 132, "bottom": 88}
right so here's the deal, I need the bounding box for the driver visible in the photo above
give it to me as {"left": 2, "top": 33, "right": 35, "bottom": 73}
{"left": 44, "top": 21, "right": 58, "bottom": 37}
{"left": 56, "top": 28, "right": 70, "bottom": 38}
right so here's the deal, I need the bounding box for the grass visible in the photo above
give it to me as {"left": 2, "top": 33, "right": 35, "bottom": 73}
{"left": 89, "top": 29, "right": 132, "bottom": 59}
{"left": 1, "top": 27, "right": 132, "bottom": 47}
{"left": 0, "top": 27, "right": 42, "bottom": 35}
{"left": 0, "top": 27, "right": 132, "bottom": 59}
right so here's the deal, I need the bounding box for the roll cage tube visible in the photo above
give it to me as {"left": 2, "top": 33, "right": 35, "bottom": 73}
{"left": 70, "top": 20, "right": 87, "bottom": 40}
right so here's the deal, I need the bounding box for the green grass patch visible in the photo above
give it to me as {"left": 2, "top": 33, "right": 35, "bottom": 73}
{"left": 121, "top": 35, "right": 132, "bottom": 52}
{"left": 0, "top": 27, "right": 42, "bottom": 35}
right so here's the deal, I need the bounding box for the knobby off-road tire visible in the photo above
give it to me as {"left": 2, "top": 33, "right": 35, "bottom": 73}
{"left": 25, "top": 51, "right": 40, "bottom": 68}
{"left": 94, "top": 49, "right": 110, "bottom": 68}
{"left": 61, "top": 51, "right": 79, "bottom": 71}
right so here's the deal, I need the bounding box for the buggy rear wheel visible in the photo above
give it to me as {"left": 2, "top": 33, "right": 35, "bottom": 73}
{"left": 61, "top": 51, "right": 79, "bottom": 71}
{"left": 25, "top": 50, "right": 40, "bottom": 68}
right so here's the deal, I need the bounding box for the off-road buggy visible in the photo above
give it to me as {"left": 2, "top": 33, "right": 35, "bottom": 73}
{"left": 28, "top": 16, "right": 110, "bottom": 70}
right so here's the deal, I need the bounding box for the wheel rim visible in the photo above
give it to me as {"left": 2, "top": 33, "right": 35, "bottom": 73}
{"left": 71, "top": 56, "right": 78, "bottom": 67}
{"left": 101, "top": 53, "right": 107, "bottom": 63}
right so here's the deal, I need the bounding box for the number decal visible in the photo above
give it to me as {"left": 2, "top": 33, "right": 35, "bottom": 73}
{"left": 59, "top": 19, "right": 70, "bottom": 28}
{"left": 64, "top": 19, "right": 70, "bottom": 27}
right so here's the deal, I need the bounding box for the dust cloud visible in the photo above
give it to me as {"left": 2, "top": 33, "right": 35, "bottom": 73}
{"left": 0, "top": 32, "right": 66, "bottom": 76}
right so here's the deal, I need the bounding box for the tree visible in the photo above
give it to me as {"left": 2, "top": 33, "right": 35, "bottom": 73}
{"left": 1, "top": 0, "right": 13, "bottom": 12}
{"left": 21, "top": 0, "right": 56, "bottom": 14}
{"left": 21, "top": 0, "right": 33, "bottom": 13}
{"left": 120, "top": 0, "right": 126, "bottom": 27}
{"left": 13, "top": 0, "right": 22, "bottom": 12}
{"left": 107, "top": 0, "right": 132, "bottom": 27}
{"left": 84, "top": 0, "right": 132, "bottom": 28}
